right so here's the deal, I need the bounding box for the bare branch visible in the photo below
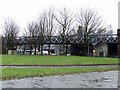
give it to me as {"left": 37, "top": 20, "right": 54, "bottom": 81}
{"left": 76, "top": 8, "right": 107, "bottom": 37}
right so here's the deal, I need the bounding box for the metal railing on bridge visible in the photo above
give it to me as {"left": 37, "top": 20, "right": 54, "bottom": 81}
{"left": 3, "top": 34, "right": 117, "bottom": 45}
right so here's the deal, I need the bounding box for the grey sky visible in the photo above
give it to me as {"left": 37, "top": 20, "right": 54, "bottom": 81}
{"left": 0, "top": 0, "right": 119, "bottom": 35}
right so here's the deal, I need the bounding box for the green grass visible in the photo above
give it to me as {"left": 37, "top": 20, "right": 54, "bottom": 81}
{"left": 1, "top": 67, "right": 118, "bottom": 80}
{"left": 2, "top": 55, "right": 118, "bottom": 65}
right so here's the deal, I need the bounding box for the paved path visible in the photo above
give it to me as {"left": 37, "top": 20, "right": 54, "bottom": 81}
{"left": 2, "top": 71, "right": 119, "bottom": 88}
{"left": 1, "top": 65, "right": 118, "bottom": 68}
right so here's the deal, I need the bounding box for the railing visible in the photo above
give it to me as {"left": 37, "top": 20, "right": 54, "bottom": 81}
{"left": 3, "top": 34, "right": 117, "bottom": 45}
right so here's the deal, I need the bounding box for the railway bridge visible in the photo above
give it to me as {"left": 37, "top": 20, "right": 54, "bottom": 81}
{"left": 2, "top": 31, "right": 119, "bottom": 57}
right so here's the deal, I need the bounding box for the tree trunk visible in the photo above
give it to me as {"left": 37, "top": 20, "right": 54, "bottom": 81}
{"left": 23, "top": 45, "right": 25, "bottom": 55}
{"left": 40, "top": 44, "right": 43, "bottom": 55}
{"left": 48, "top": 44, "right": 51, "bottom": 55}
{"left": 34, "top": 46, "right": 37, "bottom": 55}
{"left": 65, "top": 44, "right": 68, "bottom": 55}
{"left": 87, "top": 45, "right": 90, "bottom": 56}
{"left": 29, "top": 46, "right": 32, "bottom": 55}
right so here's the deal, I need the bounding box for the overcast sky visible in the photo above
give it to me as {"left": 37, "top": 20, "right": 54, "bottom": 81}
{"left": 0, "top": 0, "right": 119, "bottom": 35}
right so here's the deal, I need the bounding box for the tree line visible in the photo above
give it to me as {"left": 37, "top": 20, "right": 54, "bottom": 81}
{"left": 2, "top": 7, "right": 113, "bottom": 55}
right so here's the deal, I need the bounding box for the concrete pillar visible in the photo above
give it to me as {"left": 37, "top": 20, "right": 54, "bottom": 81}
{"left": 117, "top": 29, "right": 120, "bottom": 57}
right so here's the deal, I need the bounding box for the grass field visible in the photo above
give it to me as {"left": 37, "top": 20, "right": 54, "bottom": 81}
{"left": 1, "top": 55, "right": 119, "bottom": 80}
{"left": 1, "top": 67, "right": 118, "bottom": 80}
{"left": 1, "top": 55, "right": 118, "bottom": 65}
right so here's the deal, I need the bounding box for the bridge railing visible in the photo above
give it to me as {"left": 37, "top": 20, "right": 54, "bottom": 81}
{"left": 3, "top": 34, "right": 117, "bottom": 45}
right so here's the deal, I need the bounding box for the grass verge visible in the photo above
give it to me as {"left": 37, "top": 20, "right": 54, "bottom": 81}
{"left": 1, "top": 67, "right": 118, "bottom": 80}
{"left": 2, "top": 55, "right": 118, "bottom": 65}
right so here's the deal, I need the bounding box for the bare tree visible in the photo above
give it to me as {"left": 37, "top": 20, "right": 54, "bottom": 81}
{"left": 25, "top": 21, "right": 39, "bottom": 55}
{"left": 76, "top": 8, "right": 107, "bottom": 56}
{"left": 45, "top": 8, "right": 55, "bottom": 55}
{"left": 3, "top": 18, "right": 19, "bottom": 54}
{"left": 105, "top": 25, "right": 113, "bottom": 35}
{"left": 37, "top": 12, "right": 48, "bottom": 55}
{"left": 25, "top": 8, "right": 55, "bottom": 55}
{"left": 55, "top": 7, "right": 75, "bottom": 55}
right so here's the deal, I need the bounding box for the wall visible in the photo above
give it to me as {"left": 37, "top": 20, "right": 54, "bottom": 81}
{"left": 95, "top": 43, "right": 108, "bottom": 57}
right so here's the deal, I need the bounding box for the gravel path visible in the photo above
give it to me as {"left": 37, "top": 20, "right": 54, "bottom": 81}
{"left": 2, "top": 70, "right": 119, "bottom": 88}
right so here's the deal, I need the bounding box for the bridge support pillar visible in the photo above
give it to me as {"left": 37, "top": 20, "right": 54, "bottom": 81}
{"left": 118, "top": 29, "right": 120, "bottom": 58}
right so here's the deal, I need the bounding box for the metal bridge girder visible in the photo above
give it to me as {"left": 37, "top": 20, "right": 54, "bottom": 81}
{"left": 3, "top": 34, "right": 117, "bottom": 45}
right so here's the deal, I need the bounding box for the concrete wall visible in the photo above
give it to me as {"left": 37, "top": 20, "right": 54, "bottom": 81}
{"left": 8, "top": 50, "right": 16, "bottom": 55}
{"left": 95, "top": 43, "right": 108, "bottom": 57}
